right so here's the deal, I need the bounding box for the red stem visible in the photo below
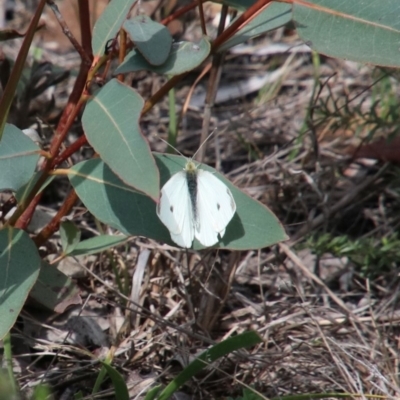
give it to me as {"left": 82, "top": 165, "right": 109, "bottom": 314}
{"left": 53, "top": 134, "right": 88, "bottom": 167}
{"left": 15, "top": 1, "right": 93, "bottom": 231}
{"left": 161, "top": 1, "right": 199, "bottom": 26}
{"left": 198, "top": 0, "right": 207, "bottom": 35}
{"left": 145, "top": 0, "right": 276, "bottom": 116}
{"left": 33, "top": 190, "right": 79, "bottom": 247}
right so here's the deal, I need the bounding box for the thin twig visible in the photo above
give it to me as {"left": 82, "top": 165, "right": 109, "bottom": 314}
{"left": 290, "top": 163, "right": 390, "bottom": 242}
{"left": 279, "top": 242, "right": 360, "bottom": 321}
{"left": 46, "top": 0, "right": 92, "bottom": 66}
{"left": 198, "top": 4, "right": 228, "bottom": 162}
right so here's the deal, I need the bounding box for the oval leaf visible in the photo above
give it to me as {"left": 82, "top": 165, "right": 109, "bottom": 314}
{"left": 0, "top": 123, "right": 40, "bottom": 192}
{"left": 82, "top": 79, "right": 159, "bottom": 201}
{"left": 69, "top": 159, "right": 166, "bottom": 243}
{"left": 115, "top": 37, "right": 211, "bottom": 76}
{"left": 92, "top": 0, "right": 138, "bottom": 56}
{"left": 123, "top": 16, "right": 172, "bottom": 66}
{"left": 218, "top": 3, "right": 292, "bottom": 52}
{"left": 294, "top": 0, "right": 400, "bottom": 67}
{"left": 68, "top": 156, "right": 288, "bottom": 250}
{"left": 0, "top": 227, "right": 41, "bottom": 339}
{"left": 156, "top": 154, "right": 288, "bottom": 249}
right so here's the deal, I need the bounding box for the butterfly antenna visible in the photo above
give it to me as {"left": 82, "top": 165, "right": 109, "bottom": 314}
{"left": 157, "top": 135, "right": 184, "bottom": 157}
{"left": 192, "top": 128, "right": 218, "bottom": 161}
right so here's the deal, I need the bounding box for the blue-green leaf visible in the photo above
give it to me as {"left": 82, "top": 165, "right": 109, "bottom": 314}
{"left": 0, "top": 124, "right": 40, "bottom": 192}
{"left": 294, "top": 0, "right": 400, "bottom": 67}
{"left": 116, "top": 37, "right": 210, "bottom": 76}
{"left": 68, "top": 156, "right": 288, "bottom": 250}
{"left": 123, "top": 16, "right": 172, "bottom": 66}
{"left": 0, "top": 227, "right": 41, "bottom": 339}
{"left": 82, "top": 79, "right": 159, "bottom": 201}
{"left": 92, "top": 0, "right": 138, "bottom": 56}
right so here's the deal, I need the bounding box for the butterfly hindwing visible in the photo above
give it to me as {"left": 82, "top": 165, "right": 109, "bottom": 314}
{"left": 195, "top": 170, "right": 236, "bottom": 247}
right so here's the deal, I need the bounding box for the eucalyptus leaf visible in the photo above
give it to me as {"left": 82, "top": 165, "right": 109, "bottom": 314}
{"left": 294, "top": 0, "right": 400, "bottom": 67}
{"left": 0, "top": 123, "right": 40, "bottom": 192}
{"left": 0, "top": 227, "right": 41, "bottom": 339}
{"left": 123, "top": 16, "right": 172, "bottom": 66}
{"left": 82, "top": 79, "right": 159, "bottom": 201}
{"left": 68, "top": 156, "right": 288, "bottom": 250}
{"left": 115, "top": 37, "right": 211, "bottom": 76}
{"left": 92, "top": 0, "right": 137, "bottom": 56}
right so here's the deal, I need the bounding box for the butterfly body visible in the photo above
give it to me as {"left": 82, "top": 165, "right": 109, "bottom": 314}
{"left": 157, "top": 160, "right": 236, "bottom": 248}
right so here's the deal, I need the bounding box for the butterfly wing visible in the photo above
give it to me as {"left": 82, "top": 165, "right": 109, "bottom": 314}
{"left": 195, "top": 170, "right": 236, "bottom": 247}
{"left": 157, "top": 171, "right": 195, "bottom": 248}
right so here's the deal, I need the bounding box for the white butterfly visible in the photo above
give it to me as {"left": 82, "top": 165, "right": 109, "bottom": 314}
{"left": 157, "top": 159, "right": 236, "bottom": 248}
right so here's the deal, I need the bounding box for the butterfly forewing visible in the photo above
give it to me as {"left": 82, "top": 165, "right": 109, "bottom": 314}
{"left": 170, "top": 188, "right": 195, "bottom": 248}
{"left": 157, "top": 171, "right": 195, "bottom": 247}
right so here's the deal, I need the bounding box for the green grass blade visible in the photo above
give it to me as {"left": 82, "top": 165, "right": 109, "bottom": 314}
{"left": 157, "top": 331, "right": 262, "bottom": 400}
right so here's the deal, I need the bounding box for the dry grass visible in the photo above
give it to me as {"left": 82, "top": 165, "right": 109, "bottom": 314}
{"left": 3, "top": 1, "right": 400, "bottom": 399}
